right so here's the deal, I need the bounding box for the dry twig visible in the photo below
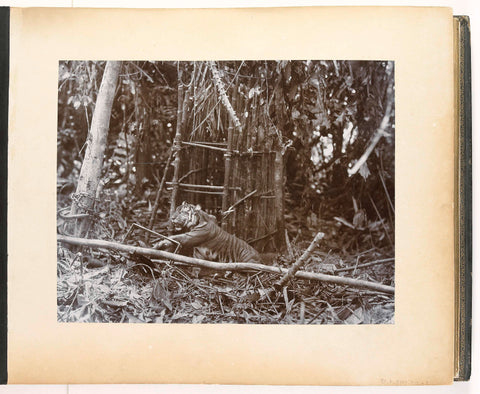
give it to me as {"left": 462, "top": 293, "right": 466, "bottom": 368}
{"left": 335, "top": 258, "right": 395, "bottom": 273}
{"left": 277, "top": 232, "right": 325, "bottom": 287}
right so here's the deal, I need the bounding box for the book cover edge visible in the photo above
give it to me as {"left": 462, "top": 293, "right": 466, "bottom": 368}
{"left": 1, "top": 8, "right": 468, "bottom": 386}
{"left": 453, "top": 14, "right": 472, "bottom": 382}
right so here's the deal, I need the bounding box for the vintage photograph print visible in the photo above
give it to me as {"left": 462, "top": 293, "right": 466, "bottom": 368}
{"left": 57, "top": 60, "right": 395, "bottom": 324}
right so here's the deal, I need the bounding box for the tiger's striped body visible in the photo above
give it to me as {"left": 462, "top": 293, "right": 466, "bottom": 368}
{"left": 156, "top": 202, "right": 261, "bottom": 263}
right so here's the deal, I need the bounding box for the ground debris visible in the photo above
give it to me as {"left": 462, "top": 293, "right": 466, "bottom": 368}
{"left": 57, "top": 233, "right": 394, "bottom": 324}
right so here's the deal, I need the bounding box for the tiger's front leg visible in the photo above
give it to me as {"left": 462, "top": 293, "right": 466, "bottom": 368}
{"left": 153, "top": 233, "right": 190, "bottom": 251}
{"left": 154, "top": 231, "right": 207, "bottom": 251}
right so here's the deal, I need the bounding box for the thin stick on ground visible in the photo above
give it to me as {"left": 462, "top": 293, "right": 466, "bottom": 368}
{"left": 335, "top": 258, "right": 395, "bottom": 273}
{"left": 58, "top": 235, "right": 394, "bottom": 295}
{"left": 277, "top": 232, "right": 325, "bottom": 288}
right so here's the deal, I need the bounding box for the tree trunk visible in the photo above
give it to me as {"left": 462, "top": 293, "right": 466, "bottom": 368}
{"left": 70, "top": 61, "right": 121, "bottom": 237}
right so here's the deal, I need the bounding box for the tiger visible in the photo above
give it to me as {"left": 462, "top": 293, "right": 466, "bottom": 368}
{"left": 154, "top": 202, "right": 261, "bottom": 263}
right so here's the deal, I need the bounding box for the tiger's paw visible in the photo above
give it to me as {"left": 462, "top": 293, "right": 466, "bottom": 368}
{"left": 153, "top": 239, "right": 173, "bottom": 250}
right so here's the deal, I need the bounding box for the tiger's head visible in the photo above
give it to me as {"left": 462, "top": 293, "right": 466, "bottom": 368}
{"left": 170, "top": 202, "right": 216, "bottom": 231}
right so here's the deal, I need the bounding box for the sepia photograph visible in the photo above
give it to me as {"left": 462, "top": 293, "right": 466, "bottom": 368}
{"left": 56, "top": 60, "right": 395, "bottom": 324}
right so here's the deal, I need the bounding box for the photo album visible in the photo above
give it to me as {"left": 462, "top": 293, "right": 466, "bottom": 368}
{"left": 0, "top": 6, "right": 472, "bottom": 384}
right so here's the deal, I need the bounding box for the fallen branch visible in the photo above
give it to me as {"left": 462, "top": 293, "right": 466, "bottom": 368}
{"left": 57, "top": 235, "right": 395, "bottom": 294}
{"left": 277, "top": 232, "right": 325, "bottom": 287}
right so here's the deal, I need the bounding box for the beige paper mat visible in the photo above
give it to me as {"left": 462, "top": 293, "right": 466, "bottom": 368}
{"left": 8, "top": 7, "right": 454, "bottom": 384}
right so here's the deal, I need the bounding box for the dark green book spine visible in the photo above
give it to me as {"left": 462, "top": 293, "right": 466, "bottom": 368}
{"left": 454, "top": 15, "right": 472, "bottom": 382}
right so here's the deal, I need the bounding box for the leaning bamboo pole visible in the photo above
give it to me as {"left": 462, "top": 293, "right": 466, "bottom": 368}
{"left": 230, "top": 78, "right": 241, "bottom": 230}
{"left": 209, "top": 61, "right": 241, "bottom": 229}
{"left": 272, "top": 78, "right": 287, "bottom": 250}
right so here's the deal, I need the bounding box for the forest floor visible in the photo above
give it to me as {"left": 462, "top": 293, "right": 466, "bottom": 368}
{"left": 57, "top": 193, "right": 395, "bottom": 324}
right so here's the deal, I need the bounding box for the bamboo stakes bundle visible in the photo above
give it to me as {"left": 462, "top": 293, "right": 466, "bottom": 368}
{"left": 168, "top": 62, "right": 284, "bottom": 252}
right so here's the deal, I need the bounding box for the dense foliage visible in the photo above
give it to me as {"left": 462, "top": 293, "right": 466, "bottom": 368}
{"left": 58, "top": 60, "right": 394, "bottom": 219}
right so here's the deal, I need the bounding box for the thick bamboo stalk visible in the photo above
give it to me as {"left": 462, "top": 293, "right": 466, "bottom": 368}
{"left": 70, "top": 61, "right": 121, "bottom": 237}
{"left": 169, "top": 67, "right": 185, "bottom": 223}
{"left": 230, "top": 78, "right": 241, "bottom": 231}
{"left": 222, "top": 125, "right": 234, "bottom": 230}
